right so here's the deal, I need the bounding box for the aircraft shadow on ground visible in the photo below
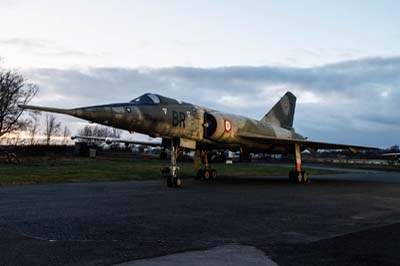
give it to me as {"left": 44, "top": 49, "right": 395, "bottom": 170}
{"left": 188, "top": 176, "right": 362, "bottom": 186}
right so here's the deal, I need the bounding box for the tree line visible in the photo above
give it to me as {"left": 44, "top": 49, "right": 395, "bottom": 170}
{"left": 0, "top": 65, "right": 120, "bottom": 146}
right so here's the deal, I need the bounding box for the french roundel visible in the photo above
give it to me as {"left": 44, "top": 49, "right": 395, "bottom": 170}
{"left": 224, "top": 119, "right": 232, "bottom": 132}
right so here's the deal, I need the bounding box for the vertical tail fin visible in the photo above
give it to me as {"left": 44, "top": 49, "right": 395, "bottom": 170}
{"left": 260, "top": 91, "right": 296, "bottom": 129}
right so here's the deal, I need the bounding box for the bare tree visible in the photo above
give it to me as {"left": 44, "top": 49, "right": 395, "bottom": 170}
{"left": 78, "top": 124, "right": 121, "bottom": 138}
{"left": 112, "top": 127, "right": 121, "bottom": 138}
{"left": 78, "top": 125, "right": 94, "bottom": 137}
{"left": 27, "top": 111, "right": 41, "bottom": 145}
{"left": 45, "top": 114, "right": 61, "bottom": 145}
{"left": 0, "top": 69, "right": 38, "bottom": 138}
{"left": 92, "top": 126, "right": 111, "bottom": 137}
{"left": 62, "top": 125, "right": 70, "bottom": 145}
{"left": 6, "top": 130, "right": 22, "bottom": 146}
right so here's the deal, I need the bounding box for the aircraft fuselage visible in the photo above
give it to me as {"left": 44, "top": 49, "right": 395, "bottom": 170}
{"left": 20, "top": 93, "right": 304, "bottom": 153}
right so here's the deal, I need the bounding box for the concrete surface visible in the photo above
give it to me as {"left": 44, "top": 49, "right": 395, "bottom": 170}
{"left": 1, "top": 170, "right": 400, "bottom": 266}
{"left": 112, "top": 245, "right": 279, "bottom": 266}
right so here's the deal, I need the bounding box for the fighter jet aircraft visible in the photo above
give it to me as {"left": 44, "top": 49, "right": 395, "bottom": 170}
{"left": 19, "top": 92, "right": 377, "bottom": 187}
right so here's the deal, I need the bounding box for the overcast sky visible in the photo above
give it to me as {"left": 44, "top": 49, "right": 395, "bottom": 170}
{"left": 1, "top": 0, "right": 399, "bottom": 147}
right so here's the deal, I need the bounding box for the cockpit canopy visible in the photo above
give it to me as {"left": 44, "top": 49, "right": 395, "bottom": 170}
{"left": 130, "top": 93, "right": 161, "bottom": 104}
{"left": 130, "top": 93, "right": 184, "bottom": 105}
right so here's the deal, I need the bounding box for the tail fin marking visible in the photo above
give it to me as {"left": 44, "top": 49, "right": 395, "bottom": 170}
{"left": 260, "top": 91, "right": 296, "bottom": 129}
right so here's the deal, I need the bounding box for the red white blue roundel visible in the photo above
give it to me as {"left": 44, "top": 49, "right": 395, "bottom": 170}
{"left": 224, "top": 119, "right": 232, "bottom": 132}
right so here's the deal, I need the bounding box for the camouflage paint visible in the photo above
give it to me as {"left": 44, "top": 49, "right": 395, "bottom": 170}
{"left": 20, "top": 92, "right": 376, "bottom": 154}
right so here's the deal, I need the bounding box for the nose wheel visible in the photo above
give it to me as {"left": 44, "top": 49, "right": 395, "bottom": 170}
{"left": 163, "top": 139, "right": 183, "bottom": 188}
{"left": 166, "top": 175, "right": 183, "bottom": 187}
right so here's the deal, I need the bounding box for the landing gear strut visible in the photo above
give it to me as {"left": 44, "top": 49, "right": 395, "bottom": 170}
{"left": 289, "top": 143, "right": 309, "bottom": 184}
{"left": 196, "top": 150, "right": 217, "bottom": 180}
{"left": 165, "top": 139, "right": 183, "bottom": 188}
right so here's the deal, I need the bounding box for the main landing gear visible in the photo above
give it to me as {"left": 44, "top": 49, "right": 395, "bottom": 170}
{"left": 164, "top": 139, "right": 183, "bottom": 188}
{"left": 289, "top": 143, "right": 309, "bottom": 184}
{"left": 289, "top": 169, "right": 309, "bottom": 183}
{"left": 196, "top": 151, "right": 218, "bottom": 180}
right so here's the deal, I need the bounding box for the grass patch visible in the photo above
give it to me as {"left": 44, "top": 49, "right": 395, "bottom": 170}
{"left": 0, "top": 158, "right": 338, "bottom": 185}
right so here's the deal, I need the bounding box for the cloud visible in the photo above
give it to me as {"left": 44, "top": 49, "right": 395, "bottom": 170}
{"left": 0, "top": 38, "right": 99, "bottom": 57}
{"left": 0, "top": 0, "right": 25, "bottom": 8}
{"left": 0, "top": 38, "right": 48, "bottom": 50}
{"left": 22, "top": 56, "right": 400, "bottom": 147}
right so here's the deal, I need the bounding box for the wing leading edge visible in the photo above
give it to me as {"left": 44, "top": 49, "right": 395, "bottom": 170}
{"left": 71, "top": 135, "right": 162, "bottom": 146}
{"left": 236, "top": 132, "right": 379, "bottom": 152}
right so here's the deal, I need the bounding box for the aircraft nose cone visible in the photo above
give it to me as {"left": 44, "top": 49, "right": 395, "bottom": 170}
{"left": 19, "top": 103, "right": 141, "bottom": 131}
{"left": 72, "top": 106, "right": 114, "bottom": 125}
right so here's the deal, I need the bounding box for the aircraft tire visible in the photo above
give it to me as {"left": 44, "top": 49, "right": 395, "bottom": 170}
{"left": 197, "top": 169, "right": 205, "bottom": 180}
{"left": 289, "top": 170, "right": 306, "bottom": 184}
{"left": 174, "top": 177, "right": 183, "bottom": 188}
{"left": 167, "top": 176, "right": 173, "bottom": 187}
{"left": 211, "top": 169, "right": 217, "bottom": 179}
{"left": 204, "top": 170, "right": 211, "bottom": 180}
{"left": 296, "top": 171, "right": 302, "bottom": 183}
{"left": 301, "top": 171, "right": 309, "bottom": 183}
{"left": 288, "top": 170, "right": 295, "bottom": 183}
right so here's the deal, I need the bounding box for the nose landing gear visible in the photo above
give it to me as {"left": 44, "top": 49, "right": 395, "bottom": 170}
{"left": 162, "top": 139, "right": 183, "bottom": 188}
